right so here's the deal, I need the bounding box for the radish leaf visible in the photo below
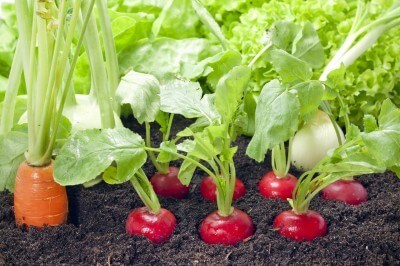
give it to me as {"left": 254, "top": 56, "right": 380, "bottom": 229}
{"left": 215, "top": 65, "right": 251, "bottom": 122}
{"left": 54, "top": 128, "right": 147, "bottom": 186}
{"left": 160, "top": 79, "right": 219, "bottom": 122}
{"left": 247, "top": 80, "right": 300, "bottom": 162}
{"left": 116, "top": 70, "right": 160, "bottom": 124}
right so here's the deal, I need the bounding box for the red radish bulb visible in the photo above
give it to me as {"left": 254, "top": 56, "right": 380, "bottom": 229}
{"left": 200, "top": 176, "right": 246, "bottom": 202}
{"left": 126, "top": 207, "right": 176, "bottom": 244}
{"left": 273, "top": 210, "right": 327, "bottom": 241}
{"left": 150, "top": 166, "right": 189, "bottom": 199}
{"left": 199, "top": 207, "right": 254, "bottom": 245}
{"left": 258, "top": 171, "right": 297, "bottom": 200}
{"left": 322, "top": 179, "right": 367, "bottom": 205}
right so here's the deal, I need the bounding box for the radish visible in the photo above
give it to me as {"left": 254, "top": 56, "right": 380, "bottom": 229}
{"left": 126, "top": 207, "right": 176, "bottom": 244}
{"left": 199, "top": 207, "right": 254, "bottom": 245}
{"left": 200, "top": 175, "right": 246, "bottom": 202}
{"left": 150, "top": 166, "right": 189, "bottom": 199}
{"left": 321, "top": 179, "right": 367, "bottom": 205}
{"left": 258, "top": 171, "right": 297, "bottom": 200}
{"left": 273, "top": 210, "right": 327, "bottom": 241}
{"left": 149, "top": 65, "right": 254, "bottom": 245}
{"left": 259, "top": 142, "right": 297, "bottom": 200}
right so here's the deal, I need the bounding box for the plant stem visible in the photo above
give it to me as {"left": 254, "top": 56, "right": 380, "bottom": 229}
{"left": 164, "top": 114, "right": 175, "bottom": 141}
{"left": 95, "top": 0, "right": 120, "bottom": 114}
{"left": 81, "top": 0, "right": 115, "bottom": 129}
{"left": 130, "top": 169, "right": 161, "bottom": 214}
{"left": 145, "top": 122, "right": 168, "bottom": 174}
{"left": 248, "top": 42, "right": 272, "bottom": 69}
{"left": 0, "top": 40, "right": 23, "bottom": 135}
{"left": 45, "top": 0, "right": 95, "bottom": 159}
{"left": 271, "top": 141, "right": 290, "bottom": 178}
{"left": 144, "top": 146, "right": 220, "bottom": 185}
{"left": 32, "top": 0, "right": 72, "bottom": 165}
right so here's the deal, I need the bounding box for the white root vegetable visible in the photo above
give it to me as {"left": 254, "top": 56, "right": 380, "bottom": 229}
{"left": 291, "top": 110, "right": 345, "bottom": 171}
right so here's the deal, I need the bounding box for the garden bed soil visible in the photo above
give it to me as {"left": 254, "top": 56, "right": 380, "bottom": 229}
{"left": 0, "top": 116, "right": 399, "bottom": 265}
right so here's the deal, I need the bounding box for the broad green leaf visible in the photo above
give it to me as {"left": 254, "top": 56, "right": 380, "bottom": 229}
{"left": 215, "top": 66, "right": 251, "bottom": 122}
{"left": 206, "top": 50, "right": 242, "bottom": 91}
{"left": 270, "top": 21, "right": 301, "bottom": 52}
{"left": 0, "top": 131, "right": 28, "bottom": 192}
{"left": 178, "top": 156, "right": 198, "bottom": 185}
{"left": 155, "top": 111, "right": 170, "bottom": 136}
{"left": 109, "top": 11, "right": 154, "bottom": 52}
{"left": 102, "top": 166, "right": 119, "bottom": 185}
{"left": 119, "top": 38, "right": 222, "bottom": 79}
{"left": 246, "top": 80, "right": 300, "bottom": 162}
{"left": 177, "top": 127, "right": 195, "bottom": 138}
{"left": 269, "top": 49, "right": 312, "bottom": 83}
{"left": 292, "top": 22, "right": 325, "bottom": 68}
{"left": 221, "top": 146, "right": 238, "bottom": 162}
{"left": 54, "top": 128, "right": 147, "bottom": 186}
{"left": 242, "top": 92, "right": 258, "bottom": 136}
{"left": 290, "top": 81, "right": 324, "bottom": 121}
{"left": 116, "top": 71, "right": 160, "bottom": 124}
{"left": 157, "top": 141, "right": 179, "bottom": 163}
{"left": 178, "top": 128, "right": 223, "bottom": 162}
{"left": 270, "top": 21, "right": 324, "bottom": 69}
{"left": 151, "top": 0, "right": 199, "bottom": 39}
{"left": 160, "top": 79, "right": 219, "bottom": 123}
{"left": 177, "top": 139, "right": 195, "bottom": 152}
{"left": 190, "top": 130, "right": 221, "bottom": 161}
{"left": 361, "top": 99, "right": 400, "bottom": 167}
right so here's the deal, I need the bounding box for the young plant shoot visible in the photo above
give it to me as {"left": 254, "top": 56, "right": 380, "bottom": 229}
{"left": 156, "top": 65, "right": 254, "bottom": 245}
{"left": 1, "top": 0, "right": 95, "bottom": 227}
{"left": 116, "top": 72, "right": 189, "bottom": 199}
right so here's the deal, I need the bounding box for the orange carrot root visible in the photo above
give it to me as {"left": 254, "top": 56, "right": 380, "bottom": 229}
{"left": 14, "top": 161, "right": 68, "bottom": 228}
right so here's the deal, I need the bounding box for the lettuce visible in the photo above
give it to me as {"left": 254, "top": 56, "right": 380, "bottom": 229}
{"left": 204, "top": 0, "right": 400, "bottom": 126}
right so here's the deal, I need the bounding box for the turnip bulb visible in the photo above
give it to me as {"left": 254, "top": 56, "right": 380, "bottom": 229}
{"left": 291, "top": 110, "right": 345, "bottom": 171}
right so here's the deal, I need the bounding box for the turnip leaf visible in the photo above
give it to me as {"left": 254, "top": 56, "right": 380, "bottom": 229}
{"left": 269, "top": 49, "right": 312, "bottom": 83}
{"left": 290, "top": 81, "right": 324, "bottom": 121}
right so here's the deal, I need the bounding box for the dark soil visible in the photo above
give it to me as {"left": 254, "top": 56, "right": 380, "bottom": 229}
{"left": 1, "top": 116, "right": 400, "bottom": 265}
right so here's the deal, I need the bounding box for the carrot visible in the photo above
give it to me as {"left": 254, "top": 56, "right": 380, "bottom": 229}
{"left": 14, "top": 161, "right": 68, "bottom": 228}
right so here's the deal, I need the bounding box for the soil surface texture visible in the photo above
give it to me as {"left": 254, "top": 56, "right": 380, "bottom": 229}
{"left": 0, "top": 116, "right": 399, "bottom": 265}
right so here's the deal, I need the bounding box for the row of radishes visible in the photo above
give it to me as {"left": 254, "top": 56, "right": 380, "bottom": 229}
{"left": 1, "top": 0, "right": 400, "bottom": 247}
{"left": 133, "top": 161, "right": 367, "bottom": 244}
